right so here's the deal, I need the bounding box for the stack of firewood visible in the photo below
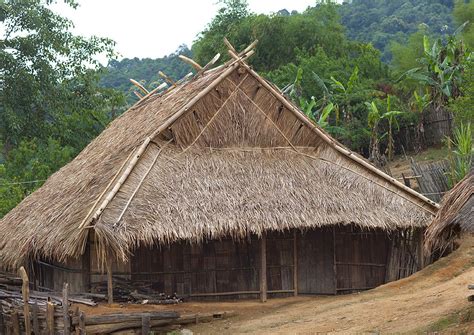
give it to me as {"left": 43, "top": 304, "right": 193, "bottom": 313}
{"left": 91, "top": 277, "right": 184, "bottom": 304}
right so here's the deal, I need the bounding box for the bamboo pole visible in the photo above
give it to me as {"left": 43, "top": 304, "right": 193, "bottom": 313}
{"left": 114, "top": 140, "right": 172, "bottom": 227}
{"left": 130, "top": 79, "right": 149, "bottom": 94}
{"left": 293, "top": 230, "right": 298, "bottom": 297}
{"left": 260, "top": 233, "right": 267, "bottom": 303}
{"left": 88, "top": 137, "right": 152, "bottom": 224}
{"left": 237, "top": 59, "right": 439, "bottom": 212}
{"left": 18, "top": 266, "right": 31, "bottom": 335}
{"left": 78, "top": 148, "right": 136, "bottom": 229}
{"left": 159, "top": 71, "right": 176, "bottom": 87}
{"left": 178, "top": 55, "right": 203, "bottom": 71}
{"left": 196, "top": 53, "right": 221, "bottom": 77}
{"left": 133, "top": 91, "right": 143, "bottom": 99}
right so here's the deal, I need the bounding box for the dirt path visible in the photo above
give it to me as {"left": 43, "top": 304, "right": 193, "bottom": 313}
{"left": 187, "top": 236, "right": 474, "bottom": 334}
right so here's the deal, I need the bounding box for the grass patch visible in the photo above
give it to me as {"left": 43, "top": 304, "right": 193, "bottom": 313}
{"left": 415, "top": 306, "right": 474, "bottom": 334}
{"left": 412, "top": 146, "right": 449, "bottom": 162}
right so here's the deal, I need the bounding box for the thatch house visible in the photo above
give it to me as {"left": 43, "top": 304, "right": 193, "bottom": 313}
{"left": 0, "top": 43, "right": 439, "bottom": 301}
{"left": 425, "top": 172, "right": 473, "bottom": 253}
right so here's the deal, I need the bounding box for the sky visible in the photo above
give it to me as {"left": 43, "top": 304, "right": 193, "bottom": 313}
{"left": 51, "top": 0, "right": 321, "bottom": 60}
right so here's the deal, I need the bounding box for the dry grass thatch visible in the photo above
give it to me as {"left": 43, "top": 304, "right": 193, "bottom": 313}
{"left": 425, "top": 172, "right": 473, "bottom": 251}
{"left": 0, "top": 49, "right": 438, "bottom": 268}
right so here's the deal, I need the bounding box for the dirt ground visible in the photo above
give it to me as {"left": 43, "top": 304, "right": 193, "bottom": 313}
{"left": 79, "top": 236, "right": 474, "bottom": 334}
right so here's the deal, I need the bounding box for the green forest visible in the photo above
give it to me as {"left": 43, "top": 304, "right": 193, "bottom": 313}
{"left": 0, "top": 0, "right": 473, "bottom": 217}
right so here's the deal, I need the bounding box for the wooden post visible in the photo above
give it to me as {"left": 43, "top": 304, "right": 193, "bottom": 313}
{"left": 333, "top": 227, "right": 337, "bottom": 295}
{"left": 78, "top": 312, "right": 86, "bottom": 335}
{"left": 293, "top": 230, "right": 298, "bottom": 297}
{"left": 0, "top": 308, "right": 4, "bottom": 335}
{"left": 260, "top": 232, "right": 267, "bottom": 303}
{"left": 63, "top": 283, "right": 70, "bottom": 335}
{"left": 142, "top": 314, "right": 150, "bottom": 334}
{"left": 11, "top": 311, "right": 20, "bottom": 335}
{"left": 417, "top": 228, "right": 425, "bottom": 270}
{"left": 18, "top": 266, "right": 31, "bottom": 335}
{"left": 32, "top": 300, "right": 40, "bottom": 335}
{"left": 106, "top": 255, "right": 114, "bottom": 304}
{"left": 46, "top": 300, "right": 55, "bottom": 335}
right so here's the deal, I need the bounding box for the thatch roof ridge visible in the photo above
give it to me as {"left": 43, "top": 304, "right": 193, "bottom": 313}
{"left": 425, "top": 172, "right": 473, "bottom": 251}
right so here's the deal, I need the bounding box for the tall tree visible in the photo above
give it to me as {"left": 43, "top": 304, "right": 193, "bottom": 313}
{"left": 0, "top": 0, "right": 117, "bottom": 151}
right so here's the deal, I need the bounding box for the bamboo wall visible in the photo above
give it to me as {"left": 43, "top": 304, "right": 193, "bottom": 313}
{"left": 30, "top": 225, "right": 426, "bottom": 299}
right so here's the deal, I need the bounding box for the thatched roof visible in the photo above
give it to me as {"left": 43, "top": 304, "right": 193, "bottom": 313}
{"left": 425, "top": 172, "right": 473, "bottom": 251}
{"left": 0, "top": 44, "right": 438, "bottom": 267}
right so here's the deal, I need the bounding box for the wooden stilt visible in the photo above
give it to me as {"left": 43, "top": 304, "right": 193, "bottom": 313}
{"left": 106, "top": 255, "right": 114, "bottom": 304}
{"left": 260, "top": 233, "right": 267, "bottom": 303}
{"left": 18, "top": 267, "right": 31, "bottom": 335}
{"left": 293, "top": 230, "right": 298, "bottom": 297}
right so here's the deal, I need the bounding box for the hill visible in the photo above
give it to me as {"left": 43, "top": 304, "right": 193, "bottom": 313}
{"left": 99, "top": 45, "right": 193, "bottom": 103}
{"left": 339, "top": 0, "right": 454, "bottom": 61}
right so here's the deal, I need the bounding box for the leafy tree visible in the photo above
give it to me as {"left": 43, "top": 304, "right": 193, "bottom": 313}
{"left": 193, "top": 2, "right": 347, "bottom": 72}
{"left": 0, "top": 0, "right": 117, "bottom": 150}
{"left": 340, "top": 0, "right": 454, "bottom": 61}
{"left": 0, "top": 0, "right": 125, "bottom": 216}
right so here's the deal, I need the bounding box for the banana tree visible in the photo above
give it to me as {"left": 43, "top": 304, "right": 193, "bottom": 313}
{"left": 410, "top": 90, "right": 432, "bottom": 151}
{"left": 365, "top": 101, "right": 383, "bottom": 164}
{"left": 284, "top": 67, "right": 337, "bottom": 130}
{"left": 400, "top": 23, "right": 472, "bottom": 104}
{"left": 366, "top": 96, "right": 405, "bottom": 162}
{"left": 447, "top": 122, "right": 472, "bottom": 186}
{"left": 329, "top": 66, "right": 360, "bottom": 123}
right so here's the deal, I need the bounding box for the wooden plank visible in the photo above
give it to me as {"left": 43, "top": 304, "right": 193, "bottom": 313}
{"left": 190, "top": 291, "right": 259, "bottom": 297}
{"left": 260, "top": 233, "right": 267, "bottom": 303}
{"left": 19, "top": 266, "right": 31, "bottom": 335}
